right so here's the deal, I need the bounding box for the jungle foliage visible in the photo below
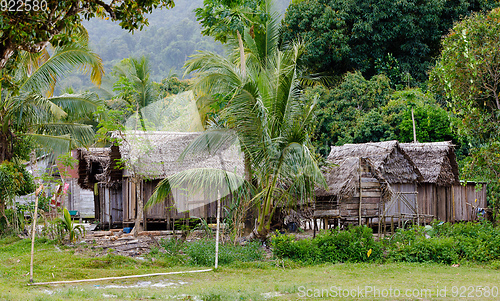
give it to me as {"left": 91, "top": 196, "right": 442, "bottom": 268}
{"left": 272, "top": 222, "right": 500, "bottom": 265}
{"left": 280, "top": 0, "right": 499, "bottom": 82}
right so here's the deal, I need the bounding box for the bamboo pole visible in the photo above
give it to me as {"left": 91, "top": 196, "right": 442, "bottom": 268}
{"left": 29, "top": 189, "right": 41, "bottom": 283}
{"left": 358, "top": 158, "right": 362, "bottom": 226}
{"left": 411, "top": 108, "right": 417, "bottom": 143}
{"left": 28, "top": 269, "right": 213, "bottom": 286}
{"left": 215, "top": 191, "right": 221, "bottom": 269}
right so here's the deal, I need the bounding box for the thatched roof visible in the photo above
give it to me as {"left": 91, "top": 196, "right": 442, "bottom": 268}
{"left": 327, "top": 141, "right": 422, "bottom": 183}
{"left": 400, "top": 141, "right": 460, "bottom": 186}
{"left": 113, "top": 131, "right": 244, "bottom": 180}
{"left": 318, "top": 141, "right": 422, "bottom": 198}
{"left": 77, "top": 147, "right": 112, "bottom": 189}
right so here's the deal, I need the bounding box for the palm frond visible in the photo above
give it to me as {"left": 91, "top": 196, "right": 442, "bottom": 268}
{"left": 34, "top": 122, "right": 95, "bottom": 147}
{"left": 20, "top": 43, "right": 104, "bottom": 95}
{"left": 24, "top": 133, "right": 72, "bottom": 156}
{"left": 48, "top": 92, "right": 103, "bottom": 118}
{"left": 146, "top": 168, "right": 253, "bottom": 208}
{"left": 179, "top": 129, "right": 239, "bottom": 160}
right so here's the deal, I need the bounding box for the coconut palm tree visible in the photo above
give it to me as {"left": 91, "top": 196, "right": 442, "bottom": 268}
{"left": 111, "top": 56, "right": 158, "bottom": 131}
{"left": 147, "top": 2, "right": 326, "bottom": 239}
{"left": 0, "top": 26, "right": 104, "bottom": 162}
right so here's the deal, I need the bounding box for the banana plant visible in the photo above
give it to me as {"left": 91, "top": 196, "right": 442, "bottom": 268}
{"left": 57, "top": 207, "right": 85, "bottom": 243}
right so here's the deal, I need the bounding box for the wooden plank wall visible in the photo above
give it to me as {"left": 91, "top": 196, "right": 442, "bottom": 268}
{"left": 453, "top": 183, "right": 487, "bottom": 221}
{"left": 139, "top": 179, "right": 231, "bottom": 222}
{"left": 110, "top": 187, "right": 123, "bottom": 224}
{"left": 122, "top": 178, "right": 136, "bottom": 223}
{"left": 340, "top": 160, "right": 381, "bottom": 218}
{"left": 66, "top": 178, "right": 95, "bottom": 218}
{"left": 416, "top": 183, "right": 437, "bottom": 218}
{"left": 315, "top": 196, "right": 338, "bottom": 211}
{"left": 384, "top": 183, "right": 418, "bottom": 217}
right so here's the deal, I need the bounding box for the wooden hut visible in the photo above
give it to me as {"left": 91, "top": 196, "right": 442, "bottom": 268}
{"left": 78, "top": 131, "right": 244, "bottom": 229}
{"left": 77, "top": 147, "right": 123, "bottom": 226}
{"left": 400, "top": 142, "right": 487, "bottom": 222}
{"left": 316, "top": 141, "right": 424, "bottom": 228}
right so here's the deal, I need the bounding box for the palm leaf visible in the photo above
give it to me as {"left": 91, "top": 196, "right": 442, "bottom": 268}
{"left": 25, "top": 133, "right": 72, "bottom": 156}
{"left": 48, "top": 92, "right": 103, "bottom": 118}
{"left": 20, "top": 43, "right": 104, "bottom": 95}
{"left": 34, "top": 122, "right": 95, "bottom": 147}
{"left": 147, "top": 168, "right": 253, "bottom": 208}
{"left": 179, "top": 129, "right": 239, "bottom": 160}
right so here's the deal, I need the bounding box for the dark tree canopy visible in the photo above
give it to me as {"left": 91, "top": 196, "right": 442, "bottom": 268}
{"left": 0, "top": 0, "right": 175, "bottom": 68}
{"left": 281, "top": 0, "right": 498, "bottom": 82}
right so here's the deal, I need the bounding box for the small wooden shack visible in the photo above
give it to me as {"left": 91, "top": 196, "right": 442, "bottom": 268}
{"left": 316, "top": 141, "right": 424, "bottom": 228}
{"left": 77, "top": 131, "right": 244, "bottom": 229}
{"left": 400, "top": 142, "right": 487, "bottom": 222}
{"left": 77, "top": 147, "right": 122, "bottom": 226}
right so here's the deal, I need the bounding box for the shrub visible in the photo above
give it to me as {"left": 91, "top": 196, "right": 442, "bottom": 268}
{"left": 386, "top": 221, "right": 500, "bottom": 264}
{"left": 388, "top": 236, "right": 458, "bottom": 264}
{"left": 271, "top": 226, "right": 382, "bottom": 264}
{"left": 158, "top": 239, "right": 265, "bottom": 267}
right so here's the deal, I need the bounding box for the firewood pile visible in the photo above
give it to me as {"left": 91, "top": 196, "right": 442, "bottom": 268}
{"left": 83, "top": 229, "right": 204, "bottom": 257}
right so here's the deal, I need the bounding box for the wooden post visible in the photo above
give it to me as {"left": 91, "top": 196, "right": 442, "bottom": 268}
{"left": 133, "top": 177, "right": 143, "bottom": 236}
{"left": 415, "top": 191, "right": 420, "bottom": 225}
{"left": 411, "top": 108, "right": 417, "bottom": 143}
{"left": 313, "top": 218, "right": 317, "bottom": 238}
{"left": 390, "top": 216, "right": 394, "bottom": 234}
{"left": 383, "top": 216, "right": 386, "bottom": 236}
{"left": 108, "top": 188, "right": 112, "bottom": 230}
{"left": 451, "top": 187, "right": 456, "bottom": 222}
{"left": 29, "top": 189, "right": 41, "bottom": 283}
{"left": 215, "top": 191, "right": 221, "bottom": 269}
{"left": 358, "top": 158, "right": 362, "bottom": 226}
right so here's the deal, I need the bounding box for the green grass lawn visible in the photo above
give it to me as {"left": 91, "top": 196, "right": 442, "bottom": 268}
{"left": 1, "top": 236, "right": 500, "bottom": 300}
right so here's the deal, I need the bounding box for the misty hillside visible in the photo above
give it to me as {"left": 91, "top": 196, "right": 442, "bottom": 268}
{"left": 80, "top": 0, "right": 291, "bottom": 83}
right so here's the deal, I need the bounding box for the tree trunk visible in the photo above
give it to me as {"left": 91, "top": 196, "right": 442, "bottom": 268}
{"left": 243, "top": 152, "right": 256, "bottom": 234}
{"left": 132, "top": 177, "right": 144, "bottom": 236}
{"left": 0, "top": 198, "right": 9, "bottom": 227}
{"left": 0, "top": 44, "right": 14, "bottom": 70}
{"left": 0, "top": 131, "right": 13, "bottom": 163}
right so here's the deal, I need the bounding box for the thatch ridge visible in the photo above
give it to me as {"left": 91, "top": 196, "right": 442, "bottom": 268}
{"left": 400, "top": 141, "right": 460, "bottom": 186}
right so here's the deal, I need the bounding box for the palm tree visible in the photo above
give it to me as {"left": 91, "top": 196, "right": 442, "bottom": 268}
{"left": 147, "top": 2, "right": 326, "bottom": 239}
{"left": 0, "top": 27, "right": 104, "bottom": 224}
{"left": 111, "top": 56, "right": 157, "bottom": 131}
{"left": 0, "top": 27, "right": 104, "bottom": 162}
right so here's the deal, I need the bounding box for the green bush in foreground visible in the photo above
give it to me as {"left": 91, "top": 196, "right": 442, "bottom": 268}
{"left": 272, "top": 222, "right": 500, "bottom": 265}
{"left": 158, "top": 238, "right": 265, "bottom": 267}
{"left": 271, "top": 226, "right": 382, "bottom": 264}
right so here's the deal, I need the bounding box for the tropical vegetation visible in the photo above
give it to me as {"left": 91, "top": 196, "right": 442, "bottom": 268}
{"left": 147, "top": 0, "right": 326, "bottom": 239}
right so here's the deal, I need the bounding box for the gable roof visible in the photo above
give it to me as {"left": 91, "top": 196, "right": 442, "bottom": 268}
{"left": 113, "top": 131, "right": 244, "bottom": 180}
{"left": 400, "top": 141, "right": 460, "bottom": 186}
{"left": 317, "top": 141, "right": 423, "bottom": 198}
{"left": 327, "top": 140, "right": 423, "bottom": 184}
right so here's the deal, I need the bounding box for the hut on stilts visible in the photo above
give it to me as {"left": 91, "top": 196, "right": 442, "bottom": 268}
{"left": 400, "top": 142, "right": 487, "bottom": 222}
{"left": 77, "top": 131, "right": 244, "bottom": 230}
{"left": 315, "top": 141, "right": 425, "bottom": 232}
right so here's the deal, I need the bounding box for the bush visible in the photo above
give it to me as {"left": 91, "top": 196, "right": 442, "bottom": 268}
{"left": 271, "top": 226, "right": 382, "bottom": 264}
{"left": 388, "top": 236, "right": 458, "bottom": 264}
{"left": 272, "top": 222, "right": 500, "bottom": 266}
{"left": 185, "top": 239, "right": 264, "bottom": 266}
{"left": 386, "top": 221, "right": 500, "bottom": 264}
{"left": 157, "top": 238, "right": 265, "bottom": 267}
